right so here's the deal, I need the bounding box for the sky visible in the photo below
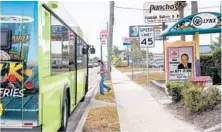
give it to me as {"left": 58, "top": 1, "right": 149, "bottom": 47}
{"left": 59, "top": 0, "right": 221, "bottom": 58}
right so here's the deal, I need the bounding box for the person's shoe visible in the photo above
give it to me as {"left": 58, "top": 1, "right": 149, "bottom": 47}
{"left": 107, "top": 88, "right": 111, "bottom": 92}
{"left": 100, "top": 93, "right": 104, "bottom": 95}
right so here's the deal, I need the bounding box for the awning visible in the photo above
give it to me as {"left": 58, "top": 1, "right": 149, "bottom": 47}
{"left": 160, "top": 12, "right": 221, "bottom": 37}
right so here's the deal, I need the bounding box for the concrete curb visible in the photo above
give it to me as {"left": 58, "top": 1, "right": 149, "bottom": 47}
{"left": 74, "top": 79, "right": 99, "bottom": 132}
{"left": 204, "top": 123, "right": 221, "bottom": 132}
{"left": 151, "top": 80, "right": 170, "bottom": 96}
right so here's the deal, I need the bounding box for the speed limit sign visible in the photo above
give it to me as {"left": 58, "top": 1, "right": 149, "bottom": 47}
{"left": 139, "top": 26, "right": 154, "bottom": 48}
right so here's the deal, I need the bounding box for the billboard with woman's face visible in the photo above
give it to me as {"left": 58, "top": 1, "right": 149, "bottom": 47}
{"left": 167, "top": 46, "right": 194, "bottom": 81}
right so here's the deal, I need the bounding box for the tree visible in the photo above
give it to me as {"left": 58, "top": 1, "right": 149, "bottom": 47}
{"left": 211, "top": 37, "right": 221, "bottom": 50}
{"left": 112, "top": 46, "right": 123, "bottom": 56}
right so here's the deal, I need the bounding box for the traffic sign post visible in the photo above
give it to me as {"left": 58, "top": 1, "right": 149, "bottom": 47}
{"left": 139, "top": 26, "right": 154, "bottom": 48}
{"left": 139, "top": 26, "right": 155, "bottom": 86}
{"left": 100, "top": 30, "right": 108, "bottom": 61}
{"left": 101, "top": 39, "right": 107, "bottom": 45}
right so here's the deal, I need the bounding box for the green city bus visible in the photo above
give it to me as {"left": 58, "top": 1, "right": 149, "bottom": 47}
{"left": 0, "top": 1, "right": 95, "bottom": 131}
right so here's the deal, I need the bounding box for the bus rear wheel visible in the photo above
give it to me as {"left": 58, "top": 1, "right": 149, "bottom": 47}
{"left": 59, "top": 97, "right": 68, "bottom": 131}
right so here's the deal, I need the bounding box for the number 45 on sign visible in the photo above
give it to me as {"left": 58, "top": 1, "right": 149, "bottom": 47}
{"left": 139, "top": 27, "right": 155, "bottom": 48}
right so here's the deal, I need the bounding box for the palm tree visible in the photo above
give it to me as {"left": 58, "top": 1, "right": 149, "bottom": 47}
{"left": 112, "top": 46, "right": 123, "bottom": 56}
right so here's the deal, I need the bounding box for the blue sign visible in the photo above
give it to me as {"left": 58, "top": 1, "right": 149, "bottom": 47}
{"left": 129, "top": 26, "right": 139, "bottom": 37}
{"left": 123, "top": 43, "right": 130, "bottom": 46}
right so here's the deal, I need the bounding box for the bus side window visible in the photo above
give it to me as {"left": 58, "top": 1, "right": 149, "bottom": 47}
{"left": 68, "top": 34, "right": 75, "bottom": 71}
{"left": 51, "top": 15, "right": 70, "bottom": 75}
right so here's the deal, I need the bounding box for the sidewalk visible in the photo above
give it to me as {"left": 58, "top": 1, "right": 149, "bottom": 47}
{"left": 112, "top": 68, "right": 199, "bottom": 132}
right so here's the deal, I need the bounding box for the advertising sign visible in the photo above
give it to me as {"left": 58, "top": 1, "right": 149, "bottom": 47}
{"left": 139, "top": 26, "right": 154, "bottom": 48}
{"left": 129, "top": 25, "right": 167, "bottom": 40}
{"left": 122, "top": 37, "right": 132, "bottom": 46}
{"left": 167, "top": 47, "right": 194, "bottom": 80}
{"left": 0, "top": 1, "right": 39, "bottom": 127}
{"left": 143, "top": 1, "right": 180, "bottom": 23}
{"left": 191, "top": 13, "right": 219, "bottom": 29}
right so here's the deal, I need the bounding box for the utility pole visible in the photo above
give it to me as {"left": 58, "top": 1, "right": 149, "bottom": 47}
{"left": 107, "top": 1, "right": 114, "bottom": 80}
{"left": 177, "top": 1, "right": 187, "bottom": 41}
{"left": 106, "top": 22, "right": 109, "bottom": 31}
{"left": 191, "top": 1, "right": 198, "bottom": 40}
{"left": 162, "top": 22, "right": 166, "bottom": 72}
{"left": 106, "top": 22, "right": 109, "bottom": 63}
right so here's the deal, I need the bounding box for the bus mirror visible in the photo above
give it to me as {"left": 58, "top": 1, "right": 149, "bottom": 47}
{"left": 90, "top": 48, "right": 95, "bottom": 54}
{"left": 48, "top": 1, "right": 58, "bottom": 9}
{"left": 82, "top": 48, "right": 87, "bottom": 54}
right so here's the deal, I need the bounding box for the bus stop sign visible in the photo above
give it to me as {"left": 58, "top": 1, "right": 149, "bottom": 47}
{"left": 100, "top": 30, "right": 108, "bottom": 39}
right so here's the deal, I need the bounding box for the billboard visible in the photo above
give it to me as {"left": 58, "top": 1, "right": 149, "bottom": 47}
{"left": 167, "top": 47, "right": 194, "bottom": 81}
{"left": 143, "top": 1, "right": 180, "bottom": 23}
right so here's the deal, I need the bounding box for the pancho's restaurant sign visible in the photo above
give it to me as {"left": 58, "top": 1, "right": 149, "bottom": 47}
{"left": 143, "top": 2, "right": 180, "bottom": 23}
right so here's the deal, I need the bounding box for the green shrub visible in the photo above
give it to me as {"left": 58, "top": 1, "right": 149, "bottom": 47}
{"left": 183, "top": 86, "right": 221, "bottom": 113}
{"left": 212, "top": 48, "right": 221, "bottom": 77}
{"left": 202, "top": 87, "right": 221, "bottom": 110}
{"left": 200, "top": 48, "right": 221, "bottom": 77}
{"left": 166, "top": 82, "right": 190, "bottom": 102}
{"left": 183, "top": 85, "right": 204, "bottom": 113}
{"left": 200, "top": 54, "right": 214, "bottom": 76}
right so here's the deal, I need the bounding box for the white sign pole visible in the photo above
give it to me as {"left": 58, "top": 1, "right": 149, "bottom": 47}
{"left": 146, "top": 48, "right": 149, "bottom": 86}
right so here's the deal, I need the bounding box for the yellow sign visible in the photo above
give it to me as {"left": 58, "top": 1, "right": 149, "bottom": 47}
{"left": 0, "top": 104, "right": 3, "bottom": 116}
{"left": 113, "top": 56, "right": 118, "bottom": 62}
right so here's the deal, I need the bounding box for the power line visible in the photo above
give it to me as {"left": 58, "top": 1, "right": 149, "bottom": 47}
{"left": 114, "top": 5, "right": 220, "bottom": 11}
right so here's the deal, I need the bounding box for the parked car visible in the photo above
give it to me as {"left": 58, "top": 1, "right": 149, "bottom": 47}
{"left": 93, "top": 63, "right": 99, "bottom": 67}
{"left": 88, "top": 63, "right": 94, "bottom": 68}
{"left": 152, "top": 62, "right": 164, "bottom": 68}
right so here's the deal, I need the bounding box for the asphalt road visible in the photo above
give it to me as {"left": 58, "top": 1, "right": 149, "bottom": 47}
{"left": 66, "top": 67, "right": 99, "bottom": 132}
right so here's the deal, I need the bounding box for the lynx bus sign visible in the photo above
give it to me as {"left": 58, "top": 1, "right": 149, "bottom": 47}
{"left": 191, "top": 13, "right": 219, "bottom": 29}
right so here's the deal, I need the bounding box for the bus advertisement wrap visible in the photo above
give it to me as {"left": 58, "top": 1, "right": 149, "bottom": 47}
{"left": 0, "top": 1, "right": 39, "bottom": 127}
